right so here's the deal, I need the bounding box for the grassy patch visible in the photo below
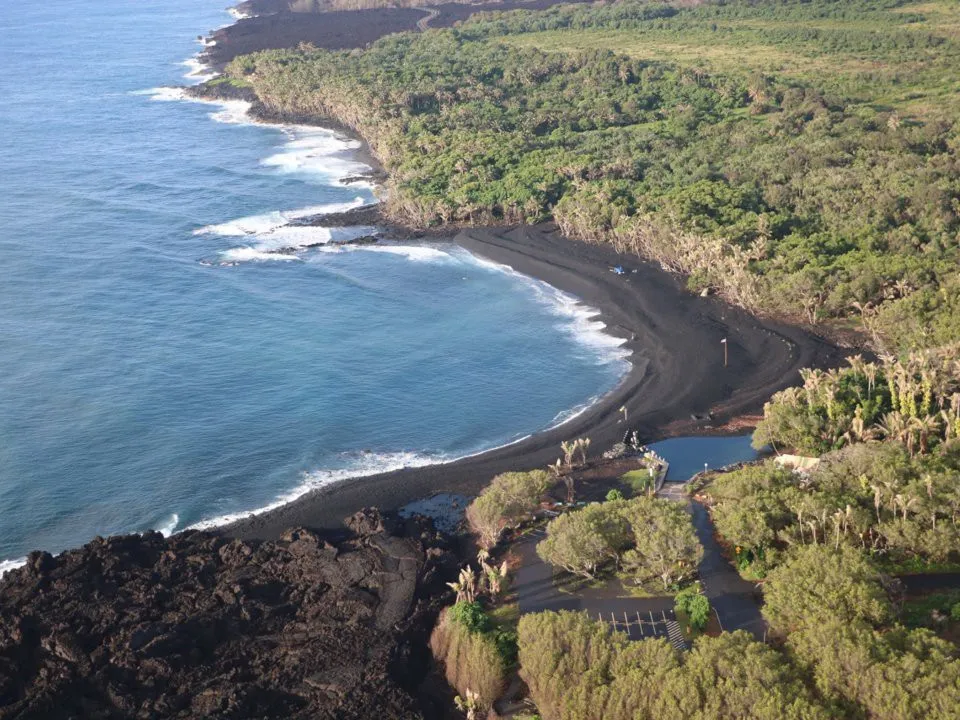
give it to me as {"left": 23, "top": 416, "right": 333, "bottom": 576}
{"left": 206, "top": 75, "right": 252, "bottom": 89}
{"left": 619, "top": 469, "right": 656, "bottom": 497}
{"left": 497, "top": 3, "right": 960, "bottom": 119}
{"left": 674, "top": 607, "right": 706, "bottom": 641}
{"left": 614, "top": 570, "right": 672, "bottom": 598}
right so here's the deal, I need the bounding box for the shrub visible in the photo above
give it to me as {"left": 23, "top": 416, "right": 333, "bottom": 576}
{"left": 674, "top": 582, "right": 710, "bottom": 631}
{"left": 466, "top": 470, "right": 551, "bottom": 548}
{"left": 536, "top": 502, "right": 630, "bottom": 579}
{"left": 430, "top": 608, "right": 507, "bottom": 710}
{"left": 492, "top": 626, "right": 519, "bottom": 667}
{"left": 762, "top": 545, "right": 891, "bottom": 635}
{"left": 449, "top": 601, "right": 492, "bottom": 634}
{"left": 952, "top": 603, "right": 960, "bottom": 622}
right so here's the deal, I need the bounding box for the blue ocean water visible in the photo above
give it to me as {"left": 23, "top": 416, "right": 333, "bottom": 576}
{"left": 0, "top": 0, "right": 628, "bottom": 568}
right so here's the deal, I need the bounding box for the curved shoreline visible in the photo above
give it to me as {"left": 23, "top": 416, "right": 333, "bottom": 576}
{"left": 163, "top": 82, "right": 650, "bottom": 540}
{"left": 221, "top": 223, "right": 845, "bottom": 541}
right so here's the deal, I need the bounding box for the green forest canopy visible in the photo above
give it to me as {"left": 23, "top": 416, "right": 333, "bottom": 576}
{"left": 225, "top": 0, "right": 960, "bottom": 349}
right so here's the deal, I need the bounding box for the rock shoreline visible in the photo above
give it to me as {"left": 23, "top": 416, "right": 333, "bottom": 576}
{"left": 0, "top": 510, "right": 457, "bottom": 719}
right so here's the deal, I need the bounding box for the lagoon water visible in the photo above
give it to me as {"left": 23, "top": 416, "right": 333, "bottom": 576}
{"left": 0, "top": 0, "right": 628, "bottom": 568}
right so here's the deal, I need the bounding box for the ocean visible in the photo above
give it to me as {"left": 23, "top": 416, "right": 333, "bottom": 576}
{"left": 0, "top": 0, "right": 629, "bottom": 570}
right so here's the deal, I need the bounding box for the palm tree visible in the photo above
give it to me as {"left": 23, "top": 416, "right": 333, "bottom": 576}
{"left": 843, "top": 406, "right": 878, "bottom": 446}
{"left": 883, "top": 480, "right": 901, "bottom": 519}
{"left": 576, "top": 437, "right": 591, "bottom": 466}
{"left": 864, "top": 362, "right": 879, "bottom": 400}
{"left": 941, "top": 409, "right": 956, "bottom": 441}
{"left": 832, "top": 509, "right": 846, "bottom": 550}
{"left": 454, "top": 690, "right": 482, "bottom": 720}
{"left": 870, "top": 484, "right": 883, "bottom": 525}
{"left": 878, "top": 411, "right": 909, "bottom": 446}
{"left": 911, "top": 414, "right": 941, "bottom": 455}
{"left": 447, "top": 566, "right": 477, "bottom": 604}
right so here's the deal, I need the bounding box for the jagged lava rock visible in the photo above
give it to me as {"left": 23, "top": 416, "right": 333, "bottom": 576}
{"left": 0, "top": 511, "right": 455, "bottom": 719}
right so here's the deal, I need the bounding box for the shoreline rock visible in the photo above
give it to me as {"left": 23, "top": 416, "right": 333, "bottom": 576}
{"left": 0, "top": 510, "right": 457, "bottom": 719}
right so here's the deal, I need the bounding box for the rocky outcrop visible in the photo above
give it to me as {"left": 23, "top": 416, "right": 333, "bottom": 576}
{"left": 0, "top": 511, "right": 456, "bottom": 719}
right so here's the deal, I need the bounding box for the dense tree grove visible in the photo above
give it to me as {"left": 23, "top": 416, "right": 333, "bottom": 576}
{"left": 708, "top": 442, "right": 960, "bottom": 575}
{"left": 465, "top": 469, "right": 551, "bottom": 547}
{"left": 788, "top": 618, "right": 960, "bottom": 720}
{"left": 762, "top": 544, "right": 892, "bottom": 634}
{"left": 536, "top": 496, "right": 703, "bottom": 587}
{"left": 517, "top": 612, "right": 831, "bottom": 719}
{"left": 224, "top": 0, "right": 960, "bottom": 347}
{"left": 754, "top": 347, "right": 960, "bottom": 456}
{"left": 518, "top": 606, "right": 960, "bottom": 719}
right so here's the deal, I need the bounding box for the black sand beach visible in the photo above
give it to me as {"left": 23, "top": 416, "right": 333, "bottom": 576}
{"left": 222, "top": 223, "right": 844, "bottom": 541}
{"left": 196, "top": 0, "right": 848, "bottom": 542}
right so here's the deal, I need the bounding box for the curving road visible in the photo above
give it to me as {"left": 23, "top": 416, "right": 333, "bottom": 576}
{"left": 416, "top": 7, "right": 439, "bottom": 31}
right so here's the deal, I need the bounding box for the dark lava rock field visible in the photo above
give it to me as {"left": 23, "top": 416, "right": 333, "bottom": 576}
{"left": 0, "top": 510, "right": 456, "bottom": 719}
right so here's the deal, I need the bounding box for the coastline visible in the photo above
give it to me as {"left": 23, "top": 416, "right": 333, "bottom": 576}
{"left": 0, "top": 37, "right": 846, "bottom": 567}
{"left": 173, "top": 36, "right": 846, "bottom": 543}
{"left": 220, "top": 222, "right": 844, "bottom": 541}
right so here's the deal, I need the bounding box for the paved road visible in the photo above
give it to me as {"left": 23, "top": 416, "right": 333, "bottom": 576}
{"left": 416, "top": 7, "right": 439, "bottom": 31}
{"left": 513, "top": 490, "right": 767, "bottom": 642}
{"left": 514, "top": 529, "right": 686, "bottom": 646}
{"left": 688, "top": 500, "right": 766, "bottom": 638}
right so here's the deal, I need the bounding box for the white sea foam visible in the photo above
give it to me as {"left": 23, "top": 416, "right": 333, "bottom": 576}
{"left": 0, "top": 557, "right": 27, "bottom": 577}
{"left": 209, "top": 100, "right": 254, "bottom": 124}
{"left": 547, "top": 396, "right": 603, "bottom": 430}
{"left": 229, "top": 7, "right": 252, "bottom": 20}
{"left": 346, "top": 244, "right": 453, "bottom": 263}
{"left": 261, "top": 130, "right": 371, "bottom": 186}
{"left": 220, "top": 247, "right": 300, "bottom": 263}
{"left": 156, "top": 514, "right": 180, "bottom": 537}
{"left": 185, "top": 451, "right": 444, "bottom": 531}
{"left": 457, "top": 247, "right": 632, "bottom": 366}
{"left": 197, "top": 200, "right": 375, "bottom": 264}
{"left": 133, "top": 86, "right": 188, "bottom": 102}
{"left": 182, "top": 57, "right": 217, "bottom": 84}
{"left": 195, "top": 198, "right": 366, "bottom": 237}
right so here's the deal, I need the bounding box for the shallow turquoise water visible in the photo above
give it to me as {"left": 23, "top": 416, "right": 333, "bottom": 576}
{"left": 0, "top": 0, "right": 628, "bottom": 565}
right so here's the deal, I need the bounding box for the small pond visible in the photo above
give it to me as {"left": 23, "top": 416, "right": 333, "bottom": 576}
{"left": 648, "top": 434, "right": 762, "bottom": 482}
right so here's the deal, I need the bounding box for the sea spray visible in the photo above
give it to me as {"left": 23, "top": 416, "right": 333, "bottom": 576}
{"left": 0, "top": 558, "right": 27, "bottom": 578}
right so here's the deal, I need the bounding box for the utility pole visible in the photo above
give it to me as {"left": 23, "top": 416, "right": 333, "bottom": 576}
{"left": 721, "top": 337, "right": 728, "bottom": 367}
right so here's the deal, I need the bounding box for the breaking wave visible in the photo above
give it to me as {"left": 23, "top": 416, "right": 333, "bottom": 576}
{"left": 155, "top": 514, "right": 180, "bottom": 537}
{"left": 186, "top": 450, "right": 446, "bottom": 531}
{"left": 0, "top": 557, "right": 27, "bottom": 577}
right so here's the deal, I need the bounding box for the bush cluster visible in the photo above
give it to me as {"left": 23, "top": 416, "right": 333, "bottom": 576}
{"left": 536, "top": 496, "right": 703, "bottom": 589}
